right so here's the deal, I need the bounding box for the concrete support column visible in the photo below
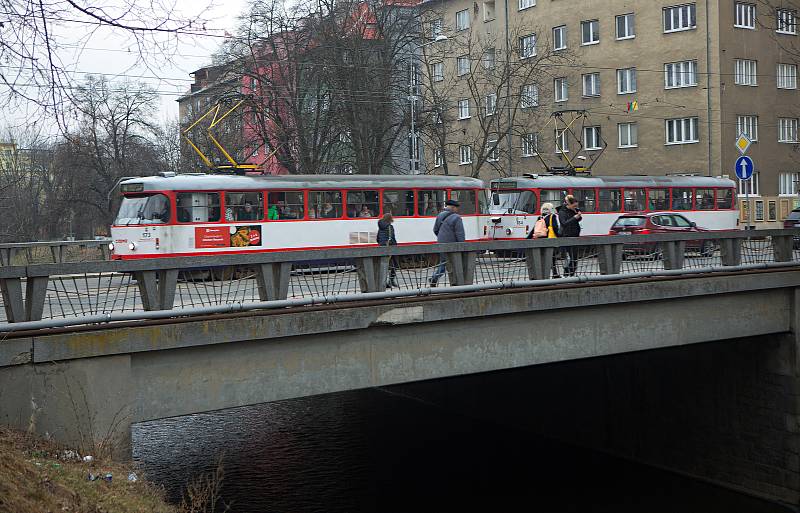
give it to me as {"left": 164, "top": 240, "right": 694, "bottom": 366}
{"left": 773, "top": 235, "right": 794, "bottom": 262}
{"left": 356, "top": 257, "right": 390, "bottom": 293}
{"left": 0, "top": 276, "right": 48, "bottom": 322}
{"left": 0, "top": 248, "right": 18, "bottom": 266}
{"left": 662, "top": 241, "right": 686, "bottom": 270}
{"left": 254, "top": 262, "right": 291, "bottom": 300}
{"left": 134, "top": 270, "right": 178, "bottom": 311}
{"left": 446, "top": 251, "right": 476, "bottom": 286}
{"left": 524, "top": 247, "right": 555, "bottom": 280}
{"left": 50, "top": 245, "right": 64, "bottom": 263}
{"left": 597, "top": 244, "right": 623, "bottom": 275}
{"left": 720, "top": 238, "right": 742, "bottom": 266}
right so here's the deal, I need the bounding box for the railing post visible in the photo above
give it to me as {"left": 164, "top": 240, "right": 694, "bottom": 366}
{"left": 719, "top": 238, "right": 742, "bottom": 266}
{"left": 525, "top": 247, "right": 555, "bottom": 280}
{"left": 157, "top": 270, "right": 178, "bottom": 310}
{"left": 597, "top": 243, "right": 623, "bottom": 275}
{"left": 50, "top": 245, "right": 64, "bottom": 263}
{"left": 662, "top": 241, "right": 686, "bottom": 270}
{"left": 445, "top": 251, "right": 475, "bottom": 286}
{"left": 0, "top": 278, "right": 25, "bottom": 322}
{"left": 0, "top": 275, "right": 48, "bottom": 322}
{"left": 0, "top": 248, "right": 18, "bottom": 266}
{"left": 773, "top": 235, "right": 793, "bottom": 262}
{"left": 25, "top": 276, "right": 48, "bottom": 321}
{"left": 356, "top": 257, "right": 390, "bottom": 293}
{"left": 134, "top": 269, "right": 179, "bottom": 310}
{"left": 254, "top": 263, "right": 291, "bottom": 301}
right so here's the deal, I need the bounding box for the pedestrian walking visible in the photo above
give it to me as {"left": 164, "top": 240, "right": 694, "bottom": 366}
{"left": 557, "top": 195, "right": 582, "bottom": 277}
{"left": 377, "top": 213, "right": 399, "bottom": 288}
{"left": 528, "top": 202, "right": 561, "bottom": 278}
{"left": 429, "top": 199, "right": 465, "bottom": 287}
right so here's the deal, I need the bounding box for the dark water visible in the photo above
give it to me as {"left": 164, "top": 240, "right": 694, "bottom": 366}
{"left": 133, "top": 386, "right": 793, "bottom": 513}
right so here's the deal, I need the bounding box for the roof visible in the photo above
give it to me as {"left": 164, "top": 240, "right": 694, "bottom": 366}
{"left": 122, "top": 173, "right": 485, "bottom": 191}
{"left": 489, "top": 175, "right": 736, "bottom": 189}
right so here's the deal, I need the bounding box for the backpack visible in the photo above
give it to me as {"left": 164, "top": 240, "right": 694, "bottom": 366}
{"left": 533, "top": 218, "right": 547, "bottom": 238}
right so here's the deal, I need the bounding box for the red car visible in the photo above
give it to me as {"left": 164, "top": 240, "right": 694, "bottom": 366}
{"left": 609, "top": 212, "right": 715, "bottom": 257}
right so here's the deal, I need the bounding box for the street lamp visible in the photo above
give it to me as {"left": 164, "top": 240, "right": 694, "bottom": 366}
{"left": 409, "top": 34, "right": 448, "bottom": 174}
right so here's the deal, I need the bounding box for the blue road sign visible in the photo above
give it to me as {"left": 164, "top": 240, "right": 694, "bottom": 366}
{"left": 735, "top": 155, "right": 754, "bottom": 180}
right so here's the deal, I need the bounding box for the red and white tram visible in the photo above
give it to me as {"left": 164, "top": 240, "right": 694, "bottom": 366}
{"left": 488, "top": 175, "right": 738, "bottom": 239}
{"left": 109, "top": 174, "right": 488, "bottom": 259}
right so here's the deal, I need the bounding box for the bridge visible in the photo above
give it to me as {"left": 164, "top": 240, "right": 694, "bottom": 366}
{"left": 1, "top": 230, "right": 799, "bottom": 505}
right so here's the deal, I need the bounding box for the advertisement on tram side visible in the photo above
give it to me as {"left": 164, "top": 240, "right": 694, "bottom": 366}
{"left": 195, "top": 226, "right": 262, "bottom": 248}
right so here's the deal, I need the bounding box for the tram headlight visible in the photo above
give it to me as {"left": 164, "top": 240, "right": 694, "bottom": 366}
{"left": 128, "top": 242, "right": 136, "bottom": 251}
{"left": 108, "top": 242, "right": 114, "bottom": 252}
{"left": 505, "top": 228, "right": 513, "bottom": 235}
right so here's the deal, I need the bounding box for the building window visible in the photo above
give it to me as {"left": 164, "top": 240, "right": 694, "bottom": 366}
{"left": 779, "top": 118, "right": 799, "bottom": 142}
{"left": 617, "top": 68, "right": 637, "bottom": 94}
{"left": 616, "top": 13, "right": 635, "bottom": 39}
{"left": 736, "top": 115, "right": 759, "bottom": 141}
{"left": 735, "top": 59, "right": 758, "bottom": 86}
{"left": 778, "top": 63, "right": 798, "bottom": 89}
{"left": 519, "top": 34, "right": 537, "bottom": 58}
{"left": 522, "top": 133, "right": 538, "bottom": 156}
{"left": 486, "top": 139, "right": 499, "bottom": 162}
{"left": 555, "top": 129, "right": 569, "bottom": 153}
{"left": 458, "top": 98, "right": 470, "bottom": 119}
{"left": 434, "top": 148, "right": 443, "bottom": 168}
{"left": 518, "top": 0, "right": 535, "bottom": 10}
{"left": 584, "top": 126, "right": 602, "bottom": 150}
{"left": 665, "top": 117, "right": 699, "bottom": 144}
{"left": 456, "top": 9, "right": 469, "bottom": 31}
{"left": 618, "top": 122, "right": 638, "bottom": 148}
{"left": 520, "top": 84, "right": 539, "bottom": 108}
{"left": 738, "top": 172, "right": 759, "bottom": 195}
{"left": 664, "top": 3, "right": 696, "bottom": 32}
{"left": 457, "top": 55, "right": 470, "bottom": 76}
{"left": 581, "top": 20, "right": 600, "bottom": 45}
{"left": 664, "top": 60, "right": 698, "bottom": 88}
{"left": 777, "top": 9, "right": 797, "bottom": 34}
{"left": 553, "top": 25, "right": 567, "bottom": 50}
{"left": 582, "top": 72, "right": 600, "bottom": 96}
{"left": 779, "top": 172, "right": 799, "bottom": 195}
{"left": 431, "top": 18, "right": 443, "bottom": 38}
{"left": 554, "top": 77, "right": 568, "bottom": 102}
{"left": 734, "top": 2, "right": 756, "bottom": 29}
{"left": 459, "top": 145, "right": 472, "bottom": 164}
{"left": 483, "top": 48, "right": 496, "bottom": 69}
{"left": 432, "top": 62, "right": 444, "bottom": 82}
{"left": 485, "top": 93, "right": 497, "bottom": 116}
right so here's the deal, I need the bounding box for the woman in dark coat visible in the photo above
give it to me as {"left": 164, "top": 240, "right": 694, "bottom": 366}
{"left": 377, "top": 213, "right": 399, "bottom": 288}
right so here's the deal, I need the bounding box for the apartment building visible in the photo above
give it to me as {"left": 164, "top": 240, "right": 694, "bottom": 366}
{"left": 420, "top": 0, "right": 799, "bottom": 227}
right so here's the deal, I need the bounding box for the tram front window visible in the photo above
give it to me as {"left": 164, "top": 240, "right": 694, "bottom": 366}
{"left": 115, "top": 194, "right": 170, "bottom": 225}
{"left": 491, "top": 190, "right": 536, "bottom": 214}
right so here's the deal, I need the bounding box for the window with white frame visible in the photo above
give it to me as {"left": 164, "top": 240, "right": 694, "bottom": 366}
{"left": 777, "top": 9, "right": 797, "bottom": 34}
{"left": 485, "top": 93, "right": 497, "bottom": 116}
{"left": 780, "top": 172, "right": 799, "bottom": 195}
{"left": 520, "top": 34, "right": 537, "bottom": 58}
{"left": 736, "top": 115, "right": 759, "bottom": 141}
{"left": 664, "top": 60, "right": 698, "bottom": 88}
{"left": 734, "top": 2, "right": 756, "bottom": 29}
{"left": 779, "top": 117, "right": 799, "bottom": 142}
{"left": 456, "top": 9, "right": 469, "bottom": 31}
{"left": 457, "top": 55, "right": 470, "bottom": 76}
{"left": 735, "top": 59, "right": 758, "bottom": 86}
{"left": 581, "top": 20, "right": 600, "bottom": 45}
{"left": 555, "top": 129, "right": 569, "bottom": 153}
{"left": 663, "top": 3, "right": 696, "bottom": 32}
{"left": 553, "top": 25, "right": 567, "bottom": 50}
{"left": 519, "top": 0, "right": 535, "bottom": 10}
{"left": 459, "top": 145, "right": 472, "bottom": 164}
{"left": 618, "top": 122, "right": 638, "bottom": 148}
{"left": 778, "top": 63, "right": 798, "bottom": 89}
{"left": 616, "top": 13, "right": 635, "bottom": 39}
{"left": 458, "top": 98, "right": 470, "bottom": 119}
{"left": 483, "top": 48, "right": 496, "bottom": 69}
{"left": 582, "top": 72, "right": 600, "bottom": 96}
{"left": 584, "top": 126, "right": 602, "bottom": 150}
{"left": 617, "top": 68, "right": 637, "bottom": 94}
{"left": 665, "top": 117, "right": 699, "bottom": 144}
{"left": 487, "top": 139, "right": 499, "bottom": 162}
{"left": 738, "top": 172, "right": 759, "bottom": 195}
{"left": 434, "top": 148, "right": 443, "bottom": 168}
{"left": 432, "top": 62, "right": 444, "bottom": 82}
{"left": 520, "top": 84, "right": 539, "bottom": 108}
{"left": 431, "top": 18, "right": 443, "bottom": 38}
{"left": 554, "top": 77, "right": 568, "bottom": 102}
{"left": 522, "top": 133, "right": 538, "bottom": 156}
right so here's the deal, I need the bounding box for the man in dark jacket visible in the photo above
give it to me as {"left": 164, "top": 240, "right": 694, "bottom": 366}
{"left": 377, "top": 213, "right": 398, "bottom": 287}
{"left": 429, "top": 199, "right": 465, "bottom": 286}
{"left": 557, "top": 195, "right": 582, "bottom": 276}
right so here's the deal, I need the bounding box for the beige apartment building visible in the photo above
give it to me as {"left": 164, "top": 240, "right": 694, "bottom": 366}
{"left": 420, "top": 0, "right": 799, "bottom": 227}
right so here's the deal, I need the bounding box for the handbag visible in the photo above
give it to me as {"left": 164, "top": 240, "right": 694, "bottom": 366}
{"left": 533, "top": 218, "right": 547, "bottom": 238}
{"left": 547, "top": 215, "right": 557, "bottom": 238}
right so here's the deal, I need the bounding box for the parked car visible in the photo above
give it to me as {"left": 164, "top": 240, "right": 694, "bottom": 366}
{"left": 609, "top": 212, "right": 715, "bottom": 257}
{"left": 785, "top": 209, "right": 800, "bottom": 248}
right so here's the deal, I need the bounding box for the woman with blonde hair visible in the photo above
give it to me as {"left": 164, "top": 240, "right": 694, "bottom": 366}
{"left": 528, "top": 202, "right": 561, "bottom": 278}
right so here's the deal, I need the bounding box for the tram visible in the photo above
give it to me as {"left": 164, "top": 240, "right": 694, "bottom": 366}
{"left": 109, "top": 173, "right": 488, "bottom": 259}
{"left": 488, "top": 174, "right": 738, "bottom": 239}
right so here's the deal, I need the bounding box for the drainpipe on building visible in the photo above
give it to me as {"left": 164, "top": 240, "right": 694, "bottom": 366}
{"left": 705, "top": 0, "right": 713, "bottom": 177}
{"left": 503, "top": 0, "right": 513, "bottom": 177}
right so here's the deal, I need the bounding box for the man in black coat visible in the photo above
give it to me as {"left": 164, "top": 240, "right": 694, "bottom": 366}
{"left": 557, "top": 195, "right": 582, "bottom": 276}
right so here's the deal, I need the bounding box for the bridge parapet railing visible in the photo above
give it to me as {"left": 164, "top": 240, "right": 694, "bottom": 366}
{"left": 0, "top": 230, "right": 798, "bottom": 326}
{"left": 0, "top": 239, "right": 111, "bottom": 266}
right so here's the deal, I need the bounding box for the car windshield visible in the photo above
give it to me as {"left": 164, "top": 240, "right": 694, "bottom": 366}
{"left": 787, "top": 210, "right": 800, "bottom": 221}
{"left": 613, "top": 216, "right": 646, "bottom": 227}
{"left": 114, "top": 194, "right": 170, "bottom": 225}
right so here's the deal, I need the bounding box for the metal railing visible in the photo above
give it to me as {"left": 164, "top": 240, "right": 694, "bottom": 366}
{"left": 0, "top": 230, "right": 798, "bottom": 328}
{"left": 0, "top": 239, "right": 111, "bottom": 265}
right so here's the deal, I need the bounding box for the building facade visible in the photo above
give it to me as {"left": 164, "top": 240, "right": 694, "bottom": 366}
{"left": 419, "top": 0, "right": 799, "bottom": 227}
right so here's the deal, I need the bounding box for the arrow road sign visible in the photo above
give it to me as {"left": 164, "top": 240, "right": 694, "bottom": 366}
{"left": 735, "top": 155, "right": 754, "bottom": 180}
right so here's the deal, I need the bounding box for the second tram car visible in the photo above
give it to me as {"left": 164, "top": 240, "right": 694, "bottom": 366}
{"left": 488, "top": 175, "right": 738, "bottom": 239}
{"left": 109, "top": 174, "right": 488, "bottom": 259}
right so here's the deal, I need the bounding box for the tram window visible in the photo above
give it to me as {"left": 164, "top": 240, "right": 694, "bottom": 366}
{"left": 225, "top": 192, "right": 263, "bottom": 222}
{"left": 268, "top": 191, "right": 305, "bottom": 220}
{"left": 623, "top": 188, "right": 645, "bottom": 211}
{"left": 648, "top": 189, "right": 669, "bottom": 211}
{"left": 346, "top": 190, "right": 379, "bottom": 218}
{"left": 671, "top": 188, "right": 692, "bottom": 210}
{"left": 382, "top": 190, "right": 415, "bottom": 217}
{"left": 599, "top": 189, "right": 622, "bottom": 212}
{"left": 695, "top": 188, "right": 715, "bottom": 210}
{"left": 418, "top": 190, "right": 446, "bottom": 216}
{"left": 115, "top": 194, "right": 170, "bottom": 225}
{"left": 573, "top": 189, "right": 596, "bottom": 212}
{"left": 716, "top": 189, "right": 734, "bottom": 209}
{"left": 540, "top": 189, "right": 568, "bottom": 205}
{"left": 491, "top": 190, "right": 536, "bottom": 214}
{"left": 450, "top": 190, "right": 477, "bottom": 214}
{"left": 478, "top": 190, "right": 489, "bottom": 213}
{"left": 310, "top": 190, "right": 343, "bottom": 219}
{"left": 176, "top": 192, "right": 220, "bottom": 223}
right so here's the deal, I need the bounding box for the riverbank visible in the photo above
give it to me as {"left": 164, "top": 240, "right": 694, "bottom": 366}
{"left": 0, "top": 427, "right": 176, "bottom": 513}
